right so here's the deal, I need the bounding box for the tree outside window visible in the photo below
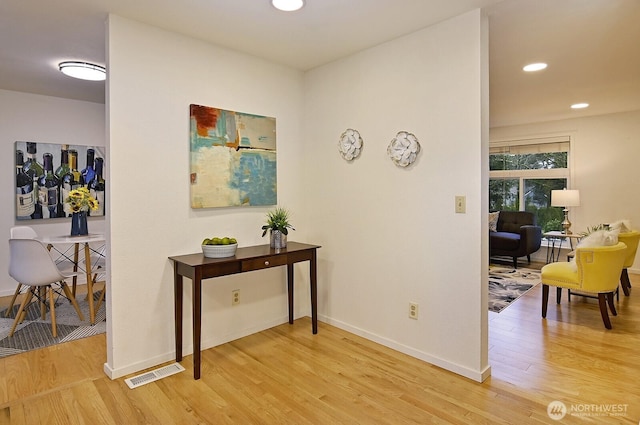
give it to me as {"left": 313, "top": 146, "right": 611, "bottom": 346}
{"left": 489, "top": 143, "right": 570, "bottom": 233}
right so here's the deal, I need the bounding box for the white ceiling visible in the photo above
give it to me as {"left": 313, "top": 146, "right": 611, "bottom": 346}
{"left": 487, "top": 0, "right": 640, "bottom": 127}
{"left": 1, "top": 0, "right": 638, "bottom": 128}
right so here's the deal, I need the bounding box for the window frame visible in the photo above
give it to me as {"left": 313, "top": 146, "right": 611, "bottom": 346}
{"left": 489, "top": 135, "right": 575, "bottom": 236}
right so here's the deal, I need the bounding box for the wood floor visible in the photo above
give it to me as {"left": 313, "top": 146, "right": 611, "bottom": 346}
{"left": 0, "top": 272, "right": 638, "bottom": 424}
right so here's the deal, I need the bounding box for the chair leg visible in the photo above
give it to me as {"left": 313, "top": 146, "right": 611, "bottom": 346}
{"left": 606, "top": 292, "right": 617, "bottom": 316}
{"left": 556, "top": 287, "right": 562, "bottom": 304}
{"left": 512, "top": 257, "right": 517, "bottom": 269}
{"left": 542, "top": 284, "right": 549, "bottom": 318}
{"left": 527, "top": 254, "right": 531, "bottom": 264}
{"left": 5, "top": 284, "right": 23, "bottom": 317}
{"left": 61, "top": 282, "right": 85, "bottom": 321}
{"left": 94, "top": 285, "right": 106, "bottom": 314}
{"left": 620, "top": 269, "right": 631, "bottom": 296}
{"left": 597, "top": 293, "right": 612, "bottom": 329}
{"left": 9, "top": 289, "right": 34, "bottom": 337}
{"left": 48, "top": 286, "right": 57, "bottom": 338}
{"left": 39, "top": 286, "right": 47, "bottom": 320}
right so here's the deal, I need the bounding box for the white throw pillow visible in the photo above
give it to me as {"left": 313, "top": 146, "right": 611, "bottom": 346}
{"left": 489, "top": 212, "right": 500, "bottom": 232}
{"left": 577, "top": 229, "right": 620, "bottom": 248}
{"left": 569, "top": 228, "right": 620, "bottom": 270}
{"left": 608, "top": 219, "right": 632, "bottom": 233}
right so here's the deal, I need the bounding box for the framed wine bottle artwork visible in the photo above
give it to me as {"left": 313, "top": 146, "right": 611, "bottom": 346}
{"left": 189, "top": 104, "right": 277, "bottom": 208}
{"left": 15, "top": 141, "right": 106, "bottom": 221}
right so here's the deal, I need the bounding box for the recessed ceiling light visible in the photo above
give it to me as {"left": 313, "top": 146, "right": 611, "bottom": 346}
{"left": 59, "top": 61, "right": 106, "bottom": 81}
{"left": 571, "top": 103, "right": 589, "bottom": 109}
{"left": 523, "top": 63, "right": 548, "bottom": 72}
{"left": 271, "top": 0, "right": 304, "bottom": 12}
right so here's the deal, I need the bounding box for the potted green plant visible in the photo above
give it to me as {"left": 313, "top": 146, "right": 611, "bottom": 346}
{"left": 261, "top": 207, "right": 295, "bottom": 248}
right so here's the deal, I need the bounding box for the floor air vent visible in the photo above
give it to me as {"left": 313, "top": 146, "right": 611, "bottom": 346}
{"left": 125, "top": 362, "right": 186, "bottom": 389}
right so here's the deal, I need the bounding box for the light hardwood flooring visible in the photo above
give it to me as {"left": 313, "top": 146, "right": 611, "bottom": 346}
{"left": 0, "top": 272, "right": 638, "bottom": 424}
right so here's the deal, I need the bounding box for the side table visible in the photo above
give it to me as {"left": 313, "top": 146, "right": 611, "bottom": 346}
{"left": 169, "top": 242, "right": 321, "bottom": 380}
{"left": 543, "top": 231, "right": 582, "bottom": 263}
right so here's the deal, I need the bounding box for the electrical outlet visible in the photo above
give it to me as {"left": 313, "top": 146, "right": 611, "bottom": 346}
{"left": 232, "top": 289, "right": 240, "bottom": 306}
{"left": 455, "top": 195, "right": 466, "bottom": 213}
{"left": 409, "top": 302, "right": 419, "bottom": 320}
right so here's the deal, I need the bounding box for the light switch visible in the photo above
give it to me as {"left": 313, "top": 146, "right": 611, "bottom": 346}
{"left": 455, "top": 196, "right": 466, "bottom": 213}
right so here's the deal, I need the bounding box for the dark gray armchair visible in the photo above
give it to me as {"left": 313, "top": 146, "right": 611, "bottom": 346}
{"left": 490, "top": 211, "right": 542, "bottom": 268}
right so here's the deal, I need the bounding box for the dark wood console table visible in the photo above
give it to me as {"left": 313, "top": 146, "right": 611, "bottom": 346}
{"left": 169, "top": 242, "right": 321, "bottom": 379}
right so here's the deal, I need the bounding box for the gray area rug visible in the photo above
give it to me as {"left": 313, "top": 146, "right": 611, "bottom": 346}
{"left": 489, "top": 266, "right": 541, "bottom": 313}
{"left": 0, "top": 290, "right": 105, "bottom": 358}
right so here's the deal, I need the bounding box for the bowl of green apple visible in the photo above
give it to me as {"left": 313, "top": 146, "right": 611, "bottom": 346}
{"left": 201, "top": 236, "right": 238, "bottom": 258}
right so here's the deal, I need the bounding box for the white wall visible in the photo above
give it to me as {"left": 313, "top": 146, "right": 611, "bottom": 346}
{"left": 491, "top": 109, "right": 640, "bottom": 272}
{"left": 105, "top": 16, "right": 307, "bottom": 377}
{"left": 0, "top": 89, "right": 105, "bottom": 295}
{"left": 302, "top": 10, "right": 490, "bottom": 381}
{"left": 106, "top": 11, "right": 489, "bottom": 380}
{"left": 4, "top": 10, "right": 490, "bottom": 383}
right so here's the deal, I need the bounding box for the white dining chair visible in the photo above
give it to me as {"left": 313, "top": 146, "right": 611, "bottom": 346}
{"left": 8, "top": 238, "right": 85, "bottom": 337}
{"left": 5, "top": 226, "right": 39, "bottom": 317}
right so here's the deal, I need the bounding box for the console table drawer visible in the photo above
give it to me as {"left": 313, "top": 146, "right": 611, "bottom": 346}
{"left": 241, "top": 255, "right": 287, "bottom": 272}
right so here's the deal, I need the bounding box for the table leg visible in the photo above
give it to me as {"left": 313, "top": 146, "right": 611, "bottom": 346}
{"left": 174, "top": 267, "right": 183, "bottom": 362}
{"left": 310, "top": 249, "right": 318, "bottom": 334}
{"left": 546, "top": 237, "right": 565, "bottom": 263}
{"left": 556, "top": 238, "right": 565, "bottom": 262}
{"left": 287, "top": 263, "right": 294, "bottom": 325}
{"left": 84, "top": 243, "right": 96, "bottom": 325}
{"left": 192, "top": 269, "right": 202, "bottom": 380}
{"left": 72, "top": 243, "right": 80, "bottom": 297}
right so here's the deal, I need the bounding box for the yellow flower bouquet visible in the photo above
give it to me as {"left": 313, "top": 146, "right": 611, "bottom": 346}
{"left": 65, "top": 187, "right": 99, "bottom": 213}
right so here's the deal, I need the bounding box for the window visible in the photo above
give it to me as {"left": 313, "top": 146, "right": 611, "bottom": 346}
{"left": 489, "top": 137, "right": 570, "bottom": 232}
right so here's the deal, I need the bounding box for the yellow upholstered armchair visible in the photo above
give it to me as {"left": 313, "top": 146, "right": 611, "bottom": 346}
{"left": 617, "top": 231, "right": 639, "bottom": 296}
{"left": 540, "top": 242, "right": 627, "bottom": 329}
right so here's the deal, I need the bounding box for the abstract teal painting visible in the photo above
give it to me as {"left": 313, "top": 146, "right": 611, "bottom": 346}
{"left": 189, "top": 104, "right": 277, "bottom": 208}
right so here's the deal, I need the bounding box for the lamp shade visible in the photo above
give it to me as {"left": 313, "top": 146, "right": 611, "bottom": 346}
{"left": 551, "top": 189, "right": 580, "bottom": 207}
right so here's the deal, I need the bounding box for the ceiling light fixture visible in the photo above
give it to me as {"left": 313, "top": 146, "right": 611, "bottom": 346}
{"left": 58, "top": 61, "right": 106, "bottom": 81}
{"left": 523, "top": 63, "right": 547, "bottom": 72}
{"left": 571, "top": 103, "right": 589, "bottom": 109}
{"left": 271, "top": 0, "right": 304, "bottom": 12}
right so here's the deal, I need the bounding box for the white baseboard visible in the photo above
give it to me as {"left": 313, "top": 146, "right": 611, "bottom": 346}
{"left": 104, "top": 352, "right": 176, "bottom": 380}
{"left": 103, "top": 315, "right": 289, "bottom": 380}
{"left": 319, "top": 315, "right": 491, "bottom": 383}
{"left": 104, "top": 314, "right": 493, "bottom": 383}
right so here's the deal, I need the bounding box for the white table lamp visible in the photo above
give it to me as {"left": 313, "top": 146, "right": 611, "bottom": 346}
{"left": 551, "top": 189, "right": 580, "bottom": 234}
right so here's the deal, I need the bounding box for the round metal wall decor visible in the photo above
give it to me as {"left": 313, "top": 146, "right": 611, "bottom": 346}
{"left": 387, "top": 131, "right": 420, "bottom": 167}
{"left": 338, "top": 128, "right": 363, "bottom": 161}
